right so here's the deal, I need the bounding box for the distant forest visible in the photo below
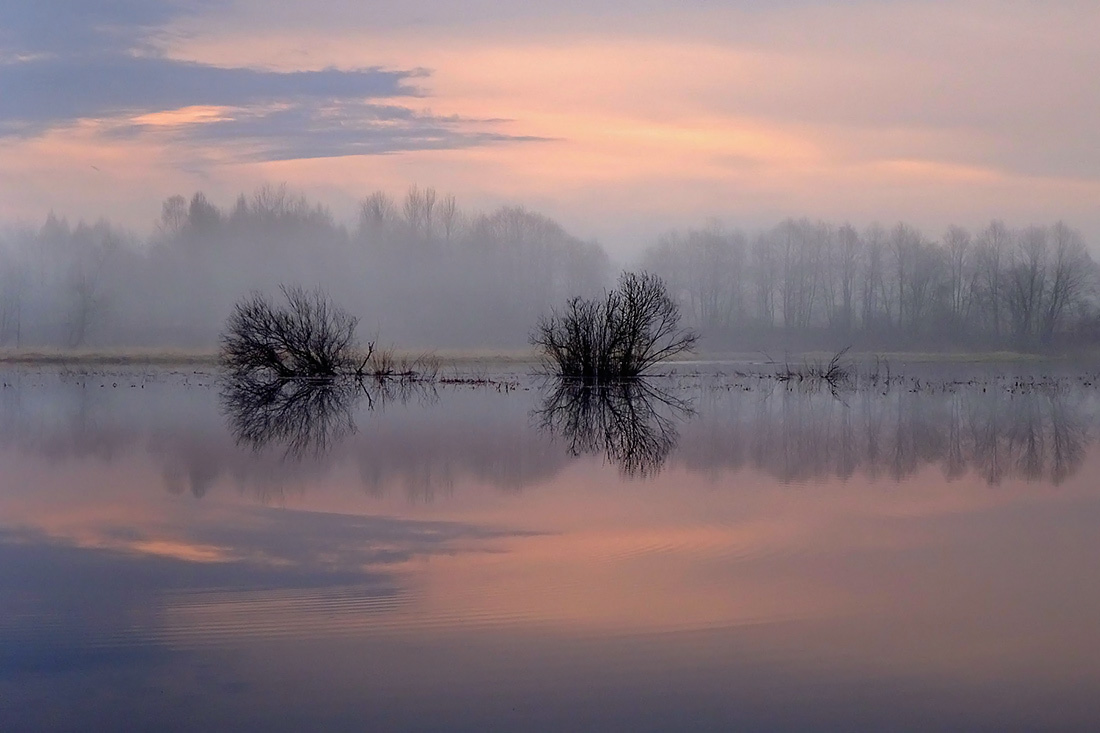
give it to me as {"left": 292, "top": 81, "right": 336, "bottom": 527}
{"left": 0, "top": 184, "right": 1097, "bottom": 351}
{"left": 643, "top": 218, "right": 1099, "bottom": 351}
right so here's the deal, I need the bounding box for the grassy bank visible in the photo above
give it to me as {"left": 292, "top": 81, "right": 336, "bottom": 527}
{"left": 699, "top": 348, "right": 1100, "bottom": 365}
{"left": 0, "top": 346, "right": 543, "bottom": 369}
{"left": 0, "top": 348, "right": 218, "bottom": 366}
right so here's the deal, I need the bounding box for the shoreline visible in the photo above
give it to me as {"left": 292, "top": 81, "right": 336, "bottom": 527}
{"left": 0, "top": 347, "right": 1095, "bottom": 368}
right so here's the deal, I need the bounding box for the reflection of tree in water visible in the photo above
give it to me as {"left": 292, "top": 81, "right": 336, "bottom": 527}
{"left": 535, "top": 379, "right": 694, "bottom": 477}
{"left": 3, "top": 369, "right": 1096, "bottom": 497}
{"left": 222, "top": 376, "right": 357, "bottom": 458}
{"left": 681, "top": 387, "right": 1090, "bottom": 486}
{"left": 966, "top": 391, "right": 1087, "bottom": 485}
{"left": 220, "top": 374, "right": 433, "bottom": 459}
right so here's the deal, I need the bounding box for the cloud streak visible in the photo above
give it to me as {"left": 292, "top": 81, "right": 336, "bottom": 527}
{"left": 0, "top": 0, "right": 540, "bottom": 161}
{"left": 0, "top": 56, "right": 421, "bottom": 133}
{"left": 0, "top": 0, "right": 205, "bottom": 56}
{"left": 109, "top": 99, "right": 550, "bottom": 162}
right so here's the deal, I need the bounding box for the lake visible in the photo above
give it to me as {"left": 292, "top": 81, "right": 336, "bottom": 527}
{"left": 2, "top": 362, "right": 1100, "bottom": 731}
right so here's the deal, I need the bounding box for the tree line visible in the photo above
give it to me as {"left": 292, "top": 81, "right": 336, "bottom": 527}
{"left": 1, "top": 185, "right": 1097, "bottom": 351}
{"left": 642, "top": 219, "right": 1099, "bottom": 350}
{"left": 0, "top": 185, "right": 609, "bottom": 349}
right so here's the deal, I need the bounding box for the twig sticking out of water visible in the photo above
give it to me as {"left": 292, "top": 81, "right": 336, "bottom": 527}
{"left": 776, "top": 347, "right": 853, "bottom": 391}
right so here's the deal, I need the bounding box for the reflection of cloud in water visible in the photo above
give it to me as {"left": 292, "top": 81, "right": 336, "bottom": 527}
{"left": 534, "top": 379, "right": 694, "bottom": 478}
{"left": 0, "top": 507, "right": 531, "bottom": 666}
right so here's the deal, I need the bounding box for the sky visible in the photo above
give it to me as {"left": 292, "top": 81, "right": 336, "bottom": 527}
{"left": 2, "top": 0, "right": 1098, "bottom": 254}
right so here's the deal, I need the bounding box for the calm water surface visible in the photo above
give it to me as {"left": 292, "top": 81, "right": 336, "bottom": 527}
{"left": 2, "top": 364, "right": 1100, "bottom": 731}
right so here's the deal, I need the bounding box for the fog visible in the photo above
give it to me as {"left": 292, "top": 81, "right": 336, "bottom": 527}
{"left": 1, "top": 184, "right": 1098, "bottom": 352}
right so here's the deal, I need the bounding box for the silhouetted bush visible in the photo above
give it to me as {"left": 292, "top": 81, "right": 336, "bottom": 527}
{"left": 220, "top": 285, "right": 360, "bottom": 379}
{"left": 531, "top": 271, "right": 697, "bottom": 380}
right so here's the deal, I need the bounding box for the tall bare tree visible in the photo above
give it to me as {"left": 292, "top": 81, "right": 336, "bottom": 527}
{"left": 943, "top": 225, "right": 973, "bottom": 328}
{"left": 1040, "top": 222, "right": 1094, "bottom": 343}
{"left": 974, "top": 220, "right": 1011, "bottom": 339}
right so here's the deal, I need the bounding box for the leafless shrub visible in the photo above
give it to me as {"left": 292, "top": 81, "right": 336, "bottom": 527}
{"left": 217, "top": 286, "right": 440, "bottom": 458}
{"left": 776, "top": 347, "right": 853, "bottom": 390}
{"left": 807, "top": 346, "right": 853, "bottom": 383}
{"left": 360, "top": 347, "right": 440, "bottom": 383}
{"left": 867, "top": 354, "right": 892, "bottom": 390}
{"left": 531, "top": 271, "right": 697, "bottom": 380}
{"left": 220, "top": 285, "right": 359, "bottom": 380}
{"left": 220, "top": 285, "right": 439, "bottom": 386}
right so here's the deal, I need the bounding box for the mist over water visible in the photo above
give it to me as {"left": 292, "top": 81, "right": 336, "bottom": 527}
{"left": 1, "top": 185, "right": 1097, "bottom": 353}
{"left": 0, "top": 186, "right": 609, "bottom": 350}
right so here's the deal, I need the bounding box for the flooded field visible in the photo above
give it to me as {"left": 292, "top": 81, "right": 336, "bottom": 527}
{"left": 3, "top": 362, "right": 1100, "bottom": 731}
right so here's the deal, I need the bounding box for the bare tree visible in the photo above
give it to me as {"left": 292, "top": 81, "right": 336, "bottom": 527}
{"left": 422, "top": 186, "right": 437, "bottom": 242}
{"left": 974, "top": 220, "right": 1011, "bottom": 339}
{"left": 641, "top": 223, "right": 746, "bottom": 333}
{"left": 1006, "top": 225, "right": 1048, "bottom": 342}
{"left": 888, "top": 222, "right": 924, "bottom": 330}
{"left": 907, "top": 237, "right": 943, "bottom": 331}
{"left": 360, "top": 191, "right": 396, "bottom": 233}
{"left": 439, "top": 193, "right": 459, "bottom": 243}
{"left": 775, "top": 219, "right": 829, "bottom": 330}
{"left": 750, "top": 234, "right": 779, "bottom": 327}
{"left": 0, "top": 237, "right": 28, "bottom": 347}
{"left": 0, "top": 262, "right": 25, "bottom": 347}
{"left": 157, "top": 195, "right": 188, "bottom": 236}
{"left": 252, "top": 183, "right": 291, "bottom": 219}
{"left": 835, "top": 223, "right": 861, "bottom": 333}
{"left": 861, "top": 224, "right": 889, "bottom": 331}
{"left": 943, "top": 225, "right": 972, "bottom": 328}
{"left": 220, "top": 285, "right": 361, "bottom": 379}
{"left": 1040, "top": 222, "right": 1094, "bottom": 343}
{"left": 532, "top": 271, "right": 697, "bottom": 380}
{"left": 403, "top": 185, "right": 426, "bottom": 237}
{"left": 187, "top": 192, "right": 222, "bottom": 233}
{"left": 66, "top": 227, "right": 117, "bottom": 348}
